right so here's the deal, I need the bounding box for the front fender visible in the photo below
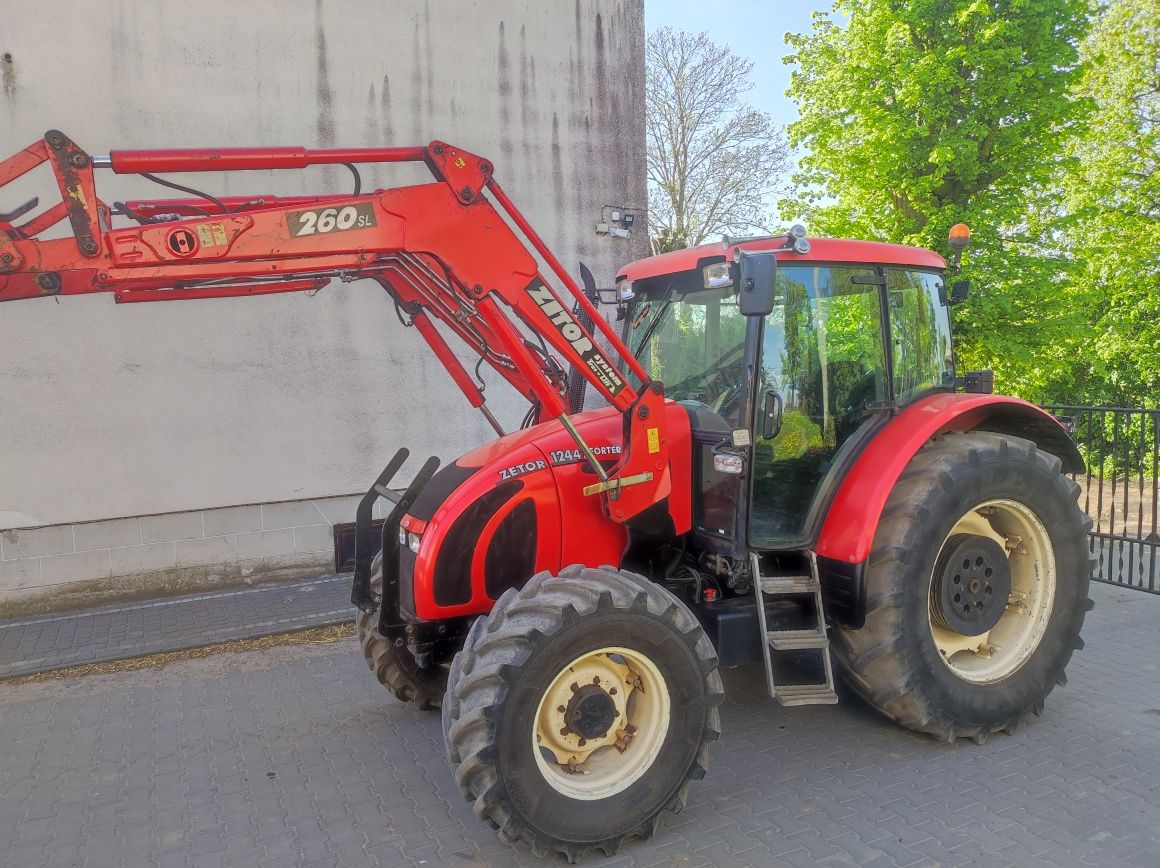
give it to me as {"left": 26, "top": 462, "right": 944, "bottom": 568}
{"left": 815, "top": 393, "right": 1083, "bottom": 628}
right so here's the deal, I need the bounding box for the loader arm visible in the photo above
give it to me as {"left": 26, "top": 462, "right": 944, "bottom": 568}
{"left": 0, "top": 130, "right": 670, "bottom": 524}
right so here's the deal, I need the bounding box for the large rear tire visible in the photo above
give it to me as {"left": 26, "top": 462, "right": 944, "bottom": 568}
{"left": 832, "top": 432, "right": 1094, "bottom": 743}
{"left": 442, "top": 565, "right": 723, "bottom": 862}
{"left": 356, "top": 552, "right": 447, "bottom": 711}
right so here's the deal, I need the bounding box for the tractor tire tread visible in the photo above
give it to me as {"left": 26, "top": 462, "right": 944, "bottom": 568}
{"left": 831, "top": 431, "right": 1093, "bottom": 743}
{"left": 356, "top": 552, "right": 447, "bottom": 711}
{"left": 442, "top": 566, "right": 722, "bottom": 863}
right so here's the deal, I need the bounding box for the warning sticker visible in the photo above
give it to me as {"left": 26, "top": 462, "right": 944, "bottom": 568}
{"left": 195, "top": 222, "right": 230, "bottom": 249}
{"left": 647, "top": 427, "right": 661, "bottom": 454}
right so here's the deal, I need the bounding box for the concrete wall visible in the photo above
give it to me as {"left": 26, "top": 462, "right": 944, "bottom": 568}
{"left": 0, "top": 0, "right": 647, "bottom": 613}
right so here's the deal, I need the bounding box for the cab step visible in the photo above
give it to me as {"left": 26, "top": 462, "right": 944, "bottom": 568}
{"left": 774, "top": 683, "right": 839, "bottom": 706}
{"left": 759, "top": 575, "right": 817, "bottom": 595}
{"left": 766, "top": 628, "right": 828, "bottom": 651}
{"left": 751, "top": 550, "right": 838, "bottom": 707}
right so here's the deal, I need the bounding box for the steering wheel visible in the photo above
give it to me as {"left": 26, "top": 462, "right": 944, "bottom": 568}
{"left": 669, "top": 346, "right": 745, "bottom": 412}
{"left": 707, "top": 364, "right": 743, "bottom": 416}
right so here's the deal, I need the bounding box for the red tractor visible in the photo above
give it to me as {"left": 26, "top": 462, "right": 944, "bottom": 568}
{"left": 1, "top": 132, "right": 1092, "bottom": 861}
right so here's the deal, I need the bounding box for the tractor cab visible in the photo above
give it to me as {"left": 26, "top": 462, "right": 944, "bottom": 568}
{"left": 618, "top": 230, "right": 954, "bottom": 557}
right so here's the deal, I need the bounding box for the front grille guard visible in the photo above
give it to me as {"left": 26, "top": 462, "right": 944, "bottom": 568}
{"left": 350, "top": 449, "right": 441, "bottom": 640}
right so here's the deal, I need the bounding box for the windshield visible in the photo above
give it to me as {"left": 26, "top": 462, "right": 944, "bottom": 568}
{"left": 629, "top": 287, "right": 749, "bottom": 423}
{"left": 630, "top": 265, "right": 954, "bottom": 425}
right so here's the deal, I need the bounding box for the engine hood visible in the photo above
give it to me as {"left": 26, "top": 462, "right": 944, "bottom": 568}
{"left": 398, "top": 403, "right": 692, "bottom": 621}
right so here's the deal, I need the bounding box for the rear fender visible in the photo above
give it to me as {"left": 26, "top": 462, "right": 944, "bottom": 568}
{"left": 815, "top": 393, "right": 1083, "bottom": 628}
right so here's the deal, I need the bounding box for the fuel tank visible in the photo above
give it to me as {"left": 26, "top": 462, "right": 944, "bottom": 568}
{"left": 398, "top": 403, "right": 692, "bottom": 621}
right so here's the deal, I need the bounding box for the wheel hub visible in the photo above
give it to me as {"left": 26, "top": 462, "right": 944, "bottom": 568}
{"left": 535, "top": 652, "right": 633, "bottom": 768}
{"left": 932, "top": 533, "right": 1012, "bottom": 636}
{"left": 565, "top": 684, "right": 619, "bottom": 740}
{"left": 533, "top": 646, "right": 672, "bottom": 799}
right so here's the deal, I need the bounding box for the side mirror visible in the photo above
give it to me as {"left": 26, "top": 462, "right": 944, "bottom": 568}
{"left": 955, "top": 369, "right": 994, "bottom": 393}
{"left": 949, "top": 279, "right": 970, "bottom": 305}
{"left": 736, "top": 250, "right": 778, "bottom": 317}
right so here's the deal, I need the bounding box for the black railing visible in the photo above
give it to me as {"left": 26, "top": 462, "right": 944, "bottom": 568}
{"left": 1044, "top": 405, "right": 1159, "bottom": 594}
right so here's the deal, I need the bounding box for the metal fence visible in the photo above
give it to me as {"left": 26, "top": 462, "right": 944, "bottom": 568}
{"left": 1044, "top": 405, "right": 1159, "bottom": 594}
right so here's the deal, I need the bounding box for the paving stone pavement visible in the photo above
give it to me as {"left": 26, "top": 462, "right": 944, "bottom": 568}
{"left": 0, "top": 580, "right": 1157, "bottom": 868}
{"left": 0, "top": 575, "right": 353, "bottom": 678}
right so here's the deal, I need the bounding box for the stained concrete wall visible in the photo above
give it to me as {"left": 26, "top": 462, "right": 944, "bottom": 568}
{"left": 0, "top": 0, "right": 647, "bottom": 611}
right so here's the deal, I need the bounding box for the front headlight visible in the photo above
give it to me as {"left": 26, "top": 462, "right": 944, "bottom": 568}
{"left": 712, "top": 453, "right": 745, "bottom": 475}
{"left": 407, "top": 532, "right": 421, "bottom": 554}
{"left": 398, "top": 526, "right": 407, "bottom": 546}
{"left": 703, "top": 262, "right": 733, "bottom": 289}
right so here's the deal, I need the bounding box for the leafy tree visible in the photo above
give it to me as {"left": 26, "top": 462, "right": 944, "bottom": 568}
{"left": 1065, "top": 0, "right": 1160, "bottom": 405}
{"left": 646, "top": 28, "right": 791, "bottom": 254}
{"left": 783, "top": 0, "right": 1092, "bottom": 401}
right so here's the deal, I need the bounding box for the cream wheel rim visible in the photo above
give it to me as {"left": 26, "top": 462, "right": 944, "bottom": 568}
{"left": 532, "top": 646, "right": 670, "bottom": 800}
{"left": 928, "top": 499, "right": 1056, "bottom": 683}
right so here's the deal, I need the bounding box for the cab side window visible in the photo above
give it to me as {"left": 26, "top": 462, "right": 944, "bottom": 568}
{"left": 887, "top": 269, "right": 954, "bottom": 402}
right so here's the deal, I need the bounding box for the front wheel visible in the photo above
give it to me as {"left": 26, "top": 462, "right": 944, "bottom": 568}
{"left": 832, "top": 432, "right": 1094, "bottom": 743}
{"left": 356, "top": 552, "right": 447, "bottom": 710}
{"left": 442, "top": 566, "right": 722, "bottom": 862}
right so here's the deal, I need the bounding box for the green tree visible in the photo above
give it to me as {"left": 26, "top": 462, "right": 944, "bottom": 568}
{"left": 783, "top": 0, "right": 1092, "bottom": 401}
{"left": 1065, "top": 0, "right": 1160, "bottom": 405}
{"left": 647, "top": 28, "right": 791, "bottom": 254}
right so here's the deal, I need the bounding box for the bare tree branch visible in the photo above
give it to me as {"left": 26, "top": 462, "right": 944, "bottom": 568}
{"left": 646, "top": 28, "right": 791, "bottom": 253}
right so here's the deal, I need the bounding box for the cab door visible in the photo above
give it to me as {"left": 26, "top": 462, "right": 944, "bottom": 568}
{"left": 749, "top": 265, "right": 890, "bottom": 546}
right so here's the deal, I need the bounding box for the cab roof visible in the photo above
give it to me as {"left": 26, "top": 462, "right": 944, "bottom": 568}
{"left": 617, "top": 236, "right": 946, "bottom": 284}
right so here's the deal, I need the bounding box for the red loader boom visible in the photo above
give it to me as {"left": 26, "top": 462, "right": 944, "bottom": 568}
{"left": 0, "top": 130, "right": 668, "bottom": 522}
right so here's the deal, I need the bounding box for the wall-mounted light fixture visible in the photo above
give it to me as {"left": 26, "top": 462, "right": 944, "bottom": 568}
{"left": 595, "top": 205, "right": 641, "bottom": 239}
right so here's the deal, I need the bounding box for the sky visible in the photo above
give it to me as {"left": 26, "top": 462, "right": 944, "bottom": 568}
{"left": 645, "top": 0, "right": 837, "bottom": 129}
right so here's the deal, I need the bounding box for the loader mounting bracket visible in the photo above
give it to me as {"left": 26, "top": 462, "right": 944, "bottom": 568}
{"left": 350, "top": 448, "right": 412, "bottom": 613}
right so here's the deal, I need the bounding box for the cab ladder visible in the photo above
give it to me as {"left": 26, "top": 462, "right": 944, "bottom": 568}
{"left": 750, "top": 550, "right": 839, "bottom": 706}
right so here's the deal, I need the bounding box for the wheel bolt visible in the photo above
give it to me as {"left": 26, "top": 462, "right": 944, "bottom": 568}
{"left": 578, "top": 738, "right": 586, "bottom": 747}
{"left": 609, "top": 687, "right": 617, "bottom": 696}
{"left": 592, "top": 676, "right": 601, "bottom": 685}
{"left": 557, "top": 705, "right": 566, "bottom": 713}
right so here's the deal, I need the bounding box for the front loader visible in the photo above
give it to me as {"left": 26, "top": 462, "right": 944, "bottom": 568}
{"left": 1, "top": 132, "right": 1093, "bottom": 861}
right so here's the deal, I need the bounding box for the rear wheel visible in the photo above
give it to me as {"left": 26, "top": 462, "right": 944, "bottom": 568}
{"left": 356, "top": 552, "right": 447, "bottom": 711}
{"left": 832, "top": 432, "right": 1094, "bottom": 743}
{"left": 442, "top": 565, "right": 722, "bottom": 862}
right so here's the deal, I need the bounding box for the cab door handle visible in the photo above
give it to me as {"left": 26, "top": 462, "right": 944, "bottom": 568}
{"left": 762, "top": 391, "right": 783, "bottom": 439}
